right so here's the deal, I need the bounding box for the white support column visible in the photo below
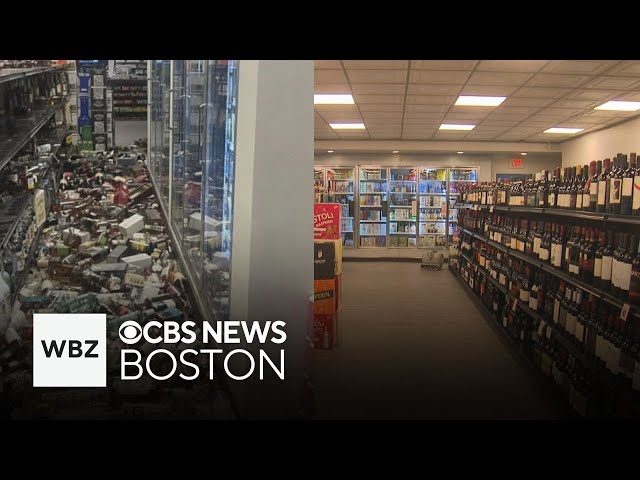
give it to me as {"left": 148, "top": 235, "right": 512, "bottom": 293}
{"left": 230, "top": 60, "right": 314, "bottom": 419}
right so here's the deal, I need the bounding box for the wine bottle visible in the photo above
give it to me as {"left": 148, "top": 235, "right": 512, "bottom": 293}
{"left": 609, "top": 155, "right": 623, "bottom": 215}
{"left": 597, "top": 158, "right": 610, "bottom": 214}
{"left": 620, "top": 234, "right": 636, "bottom": 302}
{"left": 589, "top": 160, "right": 600, "bottom": 212}
{"left": 630, "top": 236, "right": 640, "bottom": 306}
{"left": 594, "top": 230, "right": 606, "bottom": 289}
{"left": 612, "top": 233, "right": 625, "bottom": 298}
{"left": 601, "top": 230, "right": 614, "bottom": 293}
{"left": 621, "top": 153, "right": 635, "bottom": 216}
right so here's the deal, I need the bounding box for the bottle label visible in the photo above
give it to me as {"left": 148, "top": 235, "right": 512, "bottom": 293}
{"left": 540, "top": 247, "right": 549, "bottom": 261}
{"left": 598, "top": 181, "right": 606, "bottom": 205}
{"left": 499, "top": 273, "right": 506, "bottom": 286}
{"left": 520, "top": 290, "right": 530, "bottom": 302}
{"left": 612, "top": 258, "right": 620, "bottom": 288}
{"left": 533, "top": 237, "right": 541, "bottom": 255}
{"left": 529, "top": 296, "right": 537, "bottom": 311}
{"left": 633, "top": 176, "right": 640, "bottom": 212}
{"left": 622, "top": 177, "right": 633, "bottom": 197}
{"left": 583, "top": 193, "right": 590, "bottom": 209}
{"left": 577, "top": 193, "right": 584, "bottom": 210}
{"left": 548, "top": 193, "right": 555, "bottom": 207}
{"left": 552, "top": 242, "right": 563, "bottom": 268}
{"left": 620, "top": 262, "right": 632, "bottom": 291}
{"left": 601, "top": 255, "right": 613, "bottom": 281}
{"left": 575, "top": 321, "right": 584, "bottom": 343}
{"left": 594, "top": 257, "right": 603, "bottom": 279}
{"left": 511, "top": 237, "right": 517, "bottom": 250}
{"left": 610, "top": 179, "right": 621, "bottom": 204}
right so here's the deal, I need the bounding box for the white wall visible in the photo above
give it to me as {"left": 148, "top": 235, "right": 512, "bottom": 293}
{"left": 562, "top": 116, "right": 640, "bottom": 167}
{"left": 315, "top": 152, "right": 561, "bottom": 182}
{"left": 231, "top": 60, "right": 313, "bottom": 419}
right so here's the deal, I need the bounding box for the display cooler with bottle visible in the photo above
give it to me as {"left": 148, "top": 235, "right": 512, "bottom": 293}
{"left": 358, "top": 166, "right": 388, "bottom": 248}
{"left": 448, "top": 167, "right": 477, "bottom": 257}
{"left": 148, "top": 60, "right": 238, "bottom": 323}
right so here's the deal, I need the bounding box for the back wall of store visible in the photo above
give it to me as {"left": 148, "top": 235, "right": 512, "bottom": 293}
{"left": 314, "top": 153, "right": 562, "bottom": 182}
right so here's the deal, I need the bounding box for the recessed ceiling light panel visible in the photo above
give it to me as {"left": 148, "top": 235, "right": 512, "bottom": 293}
{"left": 440, "top": 124, "right": 475, "bottom": 131}
{"left": 314, "top": 94, "right": 354, "bottom": 105}
{"left": 594, "top": 100, "right": 640, "bottom": 111}
{"left": 329, "top": 123, "right": 366, "bottom": 130}
{"left": 544, "top": 127, "right": 584, "bottom": 134}
{"left": 455, "top": 95, "right": 507, "bottom": 107}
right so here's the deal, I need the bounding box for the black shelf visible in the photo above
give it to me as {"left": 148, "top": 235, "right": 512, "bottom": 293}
{"left": 0, "top": 65, "right": 66, "bottom": 86}
{"left": 456, "top": 252, "right": 616, "bottom": 391}
{"left": 0, "top": 100, "right": 65, "bottom": 172}
{"left": 461, "top": 228, "right": 640, "bottom": 318}
{"left": 457, "top": 203, "right": 640, "bottom": 226}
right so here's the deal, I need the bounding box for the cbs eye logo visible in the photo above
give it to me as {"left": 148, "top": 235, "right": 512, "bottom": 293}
{"left": 119, "top": 321, "right": 143, "bottom": 344}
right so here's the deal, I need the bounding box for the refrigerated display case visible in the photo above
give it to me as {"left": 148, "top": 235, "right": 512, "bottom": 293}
{"left": 388, "top": 168, "right": 417, "bottom": 248}
{"left": 326, "top": 167, "right": 355, "bottom": 248}
{"left": 314, "top": 167, "right": 325, "bottom": 203}
{"left": 418, "top": 168, "right": 447, "bottom": 249}
{"left": 147, "top": 60, "right": 238, "bottom": 322}
{"left": 448, "top": 167, "right": 478, "bottom": 257}
{"left": 358, "top": 166, "right": 387, "bottom": 247}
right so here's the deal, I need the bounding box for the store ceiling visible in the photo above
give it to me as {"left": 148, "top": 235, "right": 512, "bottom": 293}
{"left": 314, "top": 60, "right": 640, "bottom": 143}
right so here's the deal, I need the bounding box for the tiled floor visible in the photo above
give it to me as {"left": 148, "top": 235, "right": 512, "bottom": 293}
{"left": 312, "top": 262, "right": 566, "bottom": 419}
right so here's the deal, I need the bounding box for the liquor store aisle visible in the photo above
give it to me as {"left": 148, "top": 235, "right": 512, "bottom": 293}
{"left": 312, "top": 262, "right": 565, "bottom": 420}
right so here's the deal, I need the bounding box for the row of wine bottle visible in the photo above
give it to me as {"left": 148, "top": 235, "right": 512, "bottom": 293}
{"left": 460, "top": 152, "right": 640, "bottom": 216}
{"left": 458, "top": 209, "right": 640, "bottom": 305}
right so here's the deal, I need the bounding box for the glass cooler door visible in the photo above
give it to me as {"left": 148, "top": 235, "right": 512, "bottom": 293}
{"left": 418, "top": 168, "right": 448, "bottom": 249}
{"left": 201, "top": 60, "right": 238, "bottom": 320}
{"left": 326, "top": 167, "right": 355, "bottom": 248}
{"left": 358, "top": 166, "right": 387, "bottom": 248}
{"left": 388, "top": 168, "right": 417, "bottom": 248}
{"left": 448, "top": 167, "right": 478, "bottom": 256}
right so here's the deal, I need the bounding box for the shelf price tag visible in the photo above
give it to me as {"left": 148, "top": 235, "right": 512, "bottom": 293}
{"left": 621, "top": 303, "right": 630, "bottom": 322}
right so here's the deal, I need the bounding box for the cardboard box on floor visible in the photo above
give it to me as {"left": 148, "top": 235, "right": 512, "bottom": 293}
{"left": 314, "top": 239, "right": 342, "bottom": 277}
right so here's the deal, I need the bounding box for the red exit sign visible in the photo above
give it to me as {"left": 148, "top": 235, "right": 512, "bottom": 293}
{"left": 511, "top": 158, "right": 524, "bottom": 168}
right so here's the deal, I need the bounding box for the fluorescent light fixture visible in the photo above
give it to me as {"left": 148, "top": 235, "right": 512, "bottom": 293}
{"left": 327, "top": 150, "right": 334, "bottom": 153}
{"left": 329, "top": 123, "right": 366, "bottom": 130}
{"left": 520, "top": 152, "right": 527, "bottom": 156}
{"left": 544, "top": 127, "right": 584, "bottom": 134}
{"left": 392, "top": 150, "right": 399, "bottom": 154}
{"left": 457, "top": 151, "right": 464, "bottom": 154}
{"left": 314, "top": 94, "right": 354, "bottom": 105}
{"left": 440, "top": 124, "right": 475, "bottom": 131}
{"left": 594, "top": 100, "right": 640, "bottom": 111}
{"left": 455, "top": 95, "right": 507, "bottom": 107}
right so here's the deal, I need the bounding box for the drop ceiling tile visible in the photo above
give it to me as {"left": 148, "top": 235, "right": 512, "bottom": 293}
{"left": 315, "top": 70, "right": 348, "bottom": 84}
{"left": 484, "top": 113, "right": 529, "bottom": 122}
{"left": 347, "top": 69, "right": 408, "bottom": 84}
{"left": 583, "top": 76, "right": 640, "bottom": 89}
{"left": 358, "top": 103, "right": 405, "bottom": 112}
{"left": 493, "top": 106, "right": 538, "bottom": 115}
{"left": 476, "top": 60, "right": 548, "bottom": 72}
{"left": 364, "top": 119, "right": 403, "bottom": 127}
{"left": 467, "top": 71, "right": 534, "bottom": 86}
{"left": 367, "top": 128, "right": 402, "bottom": 134}
{"left": 314, "top": 83, "right": 352, "bottom": 94}
{"left": 523, "top": 120, "right": 558, "bottom": 128}
{"left": 362, "top": 111, "right": 404, "bottom": 119}
{"left": 582, "top": 109, "right": 635, "bottom": 118}
{"left": 615, "top": 92, "right": 640, "bottom": 102}
{"left": 505, "top": 128, "right": 543, "bottom": 136}
{"left": 314, "top": 104, "right": 360, "bottom": 113}
{"left": 320, "top": 113, "right": 363, "bottom": 122}
{"left": 566, "top": 89, "right": 621, "bottom": 101}
{"left": 599, "top": 60, "right": 640, "bottom": 77}
{"left": 432, "top": 131, "right": 471, "bottom": 139}
{"left": 411, "top": 60, "right": 478, "bottom": 70}
{"left": 526, "top": 73, "right": 591, "bottom": 88}
{"left": 404, "top": 112, "right": 446, "bottom": 120}
{"left": 528, "top": 133, "right": 568, "bottom": 142}
{"left": 464, "top": 132, "right": 501, "bottom": 140}
{"left": 315, "top": 60, "right": 343, "bottom": 69}
{"left": 407, "top": 84, "right": 462, "bottom": 96}
{"left": 479, "top": 119, "right": 519, "bottom": 127}
{"left": 539, "top": 107, "right": 584, "bottom": 117}
{"left": 541, "top": 60, "right": 619, "bottom": 75}
{"left": 406, "top": 95, "right": 455, "bottom": 105}
{"left": 501, "top": 97, "right": 556, "bottom": 108}
{"left": 403, "top": 118, "right": 440, "bottom": 126}
{"left": 443, "top": 113, "right": 490, "bottom": 122}
{"left": 402, "top": 129, "right": 436, "bottom": 139}
{"left": 314, "top": 130, "right": 338, "bottom": 138}
{"left": 494, "top": 133, "right": 528, "bottom": 141}
{"left": 472, "top": 126, "right": 510, "bottom": 134}
{"left": 354, "top": 94, "right": 404, "bottom": 104}
{"left": 448, "top": 105, "right": 496, "bottom": 115}
{"left": 369, "top": 132, "right": 401, "bottom": 139}
{"left": 409, "top": 70, "right": 471, "bottom": 85}
{"left": 342, "top": 60, "right": 409, "bottom": 69}
{"left": 458, "top": 84, "right": 518, "bottom": 96}
{"left": 350, "top": 83, "right": 406, "bottom": 95}
{"left": 336, "top": 131, "right": 369, "bottom": 138}
{"left": 514, "top": 87, "right": 572, "bottom": 98}
{"left": 548, "top": 99, "right": 599, "bottom": 109}
{"left": 405, "top": 104, "right": 450, "bottom": 113}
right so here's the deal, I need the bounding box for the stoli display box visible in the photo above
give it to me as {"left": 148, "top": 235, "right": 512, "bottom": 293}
{"left": 313, "top": 236, "right": 343, "bottom": 350}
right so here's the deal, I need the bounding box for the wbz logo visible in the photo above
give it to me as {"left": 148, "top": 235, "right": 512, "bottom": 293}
{"left": 33, "top": 314, "right": 106, "bottom": 387}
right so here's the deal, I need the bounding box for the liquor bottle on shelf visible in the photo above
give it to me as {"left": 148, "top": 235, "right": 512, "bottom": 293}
{"left": 548, "top": 169, "right": 560, "bottom": 208}
{"left": 631, "top": 236, "right": 640, "bottom": 306}
{"left": 565, "top": 226, "right": 578, "bottom": 275}
{"left": 609, "top": 154, "right": 624, "bottom": 215}
{"left": 597, "top": 158, "right": 611, "bottom": 214}
{"left": 581, "top": 228, "right": 597, "bottom": 284}
{"left": 634, "top": 153, "right": 640, "bottom": 216}
{"left": 551, "top": 223, "right": 566, "bottom": 270}
{"left": 612, "top": 233, "right": 627, "bottom": 298}
{"left": 621, "top": 152, "right": 635, "bottom": 216}
{"left": 569, "top": 166, "right": 578, "bottom": 210}
{"left": 601, "top": 230, "right": 614, "bottom": 293}
{"left": 620, "top": 233, "right": 636, "bottom": 302}
{"left": 588, "top": 160, "right": 600, "bottom": 212}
